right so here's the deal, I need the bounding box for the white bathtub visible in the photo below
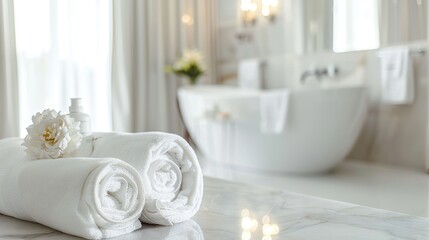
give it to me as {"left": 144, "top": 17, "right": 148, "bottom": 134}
{"left": 178, "top": 85, "right": 367, "bottom": 173}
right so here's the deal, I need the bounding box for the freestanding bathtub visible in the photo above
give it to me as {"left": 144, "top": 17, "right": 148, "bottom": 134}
{"left": 178, "top": 85, "right": 367, "bottom": 173}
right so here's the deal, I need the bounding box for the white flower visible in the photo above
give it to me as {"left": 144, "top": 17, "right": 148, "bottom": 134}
{"left": 173, "top": 49, "right": 205, "bottom": 71}
{"left": 182, "top": 49, "right": 204, "bottom": 65}
{"left": 22, "top": 109, "right": 82, "bottom": 159}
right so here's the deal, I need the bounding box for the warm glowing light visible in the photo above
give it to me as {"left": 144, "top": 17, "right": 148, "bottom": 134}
{"left": 241, "top": 211, "right": 281, "bottom": 238}
{"left": 262, "top": 8, "right": 270, "bottom": 17}
{"left": 262, "top": 214, "right": 279, "bottom": 237}
{"left": 263, "top": 223, "right": 280, "bottom": 235}
{"left": 240, "top": 0, "right": 252, "bottom": 11}
{"left": 240, "top": 0, "right": 257, "bottom": 26}
{"left": 241, "top": 231, "right": 251, "bottom": 240}
{"left": 261, "top": 0, "right": 278, "bottom": 20}
{"left": 241, "top": 217, "right": 253, "bottom": 230}
{"left": 249, "top": 2, "right": 257, "bottom": 11}
{"left": 241, "top": 216, "right": 259, "bottom": 230}
{"left": 262, "top": 0, "right": 270, "bottom": 16}
{"left": 271, "top": 0, "right": 279, "bottom": 7}
{"left": 181, "top": 14, "right": 193, "bottom": 25}
{"left": 240, "top": 208, "right": 259, "bottom": 237}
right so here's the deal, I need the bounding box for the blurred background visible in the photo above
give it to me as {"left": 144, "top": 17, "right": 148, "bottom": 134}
{"left": 1, "top": 0, "right": 428, "bottom": 218}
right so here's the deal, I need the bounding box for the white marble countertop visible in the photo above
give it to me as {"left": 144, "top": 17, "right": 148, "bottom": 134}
{"left": 0, "top": 177, "right": 428, "bottom": 239}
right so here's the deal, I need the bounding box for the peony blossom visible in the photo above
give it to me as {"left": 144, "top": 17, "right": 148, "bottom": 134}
{"left": 22, "top": 109, "right": 82, "bottom": 159}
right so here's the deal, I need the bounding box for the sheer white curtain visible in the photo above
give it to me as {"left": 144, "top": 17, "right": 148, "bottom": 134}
{"left": 0, "top": 0, "right": 19, "bottom": 138}
{"left": 14, "top": 0, "right": 112, "bottom": 136}
{"left": 111, "top": 0, "right": 216, "bottom": 134}
{"left": 9, "top": 0, "right": 215, "bottom": 136}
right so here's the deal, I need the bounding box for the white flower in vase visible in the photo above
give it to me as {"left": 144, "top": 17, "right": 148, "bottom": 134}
{"left": 165, "top": 49, "right": 205, "bottom": 85}
{"left": 23, "top": 109, "right": 82, "bottom": 159}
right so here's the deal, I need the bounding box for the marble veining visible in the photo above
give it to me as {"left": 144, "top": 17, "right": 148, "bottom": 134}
{"left": 0, "top": 177, "right": 428, "bottom": 239}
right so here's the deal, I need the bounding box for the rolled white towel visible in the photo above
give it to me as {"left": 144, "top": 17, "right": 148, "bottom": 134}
{"left": 0, "top": 138, "right": 145, "bottom": 239}
{"left": 78, "top": 132, "right": 203, "bottom": 226}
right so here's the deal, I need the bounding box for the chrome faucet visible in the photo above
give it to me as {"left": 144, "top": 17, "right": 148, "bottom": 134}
{"left": 300, "top": 65, "right": 338, "bottom": 83}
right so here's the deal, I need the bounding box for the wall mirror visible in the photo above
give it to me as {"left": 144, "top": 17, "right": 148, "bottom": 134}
{"left": 298, "top": 0, "right": 427, "bottom": 53}
{"left": 216, "top": 0, "right": 427, "bottom": 57}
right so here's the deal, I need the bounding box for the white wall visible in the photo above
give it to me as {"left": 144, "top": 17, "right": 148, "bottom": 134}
{"left": 215, "top": 0, "right": 429, "bottom": 170}
{"left": 348, "top": 45, "right": 428, "bottom": 170}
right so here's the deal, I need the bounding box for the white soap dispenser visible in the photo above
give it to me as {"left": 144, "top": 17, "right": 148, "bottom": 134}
{"left": 68, "top": 98, "right": 91, "bottom": 136}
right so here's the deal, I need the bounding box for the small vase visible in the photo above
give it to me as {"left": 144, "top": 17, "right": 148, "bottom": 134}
{"left": 188, "top": 77, "right": 198, "bottom": 85}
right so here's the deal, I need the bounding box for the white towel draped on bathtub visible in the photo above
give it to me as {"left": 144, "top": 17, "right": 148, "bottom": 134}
{"left": 78, "top": 132, "right": 203, "bottom": 226}
{"left": 0, "top": 138, "right": 145, "bottom": 240}
{"left": 260, "top": 89, "right": 290, "bottom": 134}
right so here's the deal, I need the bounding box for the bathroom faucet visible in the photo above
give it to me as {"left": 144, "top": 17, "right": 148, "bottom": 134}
{"left": 300, "top": 65, "right": 338, "bottom": 83}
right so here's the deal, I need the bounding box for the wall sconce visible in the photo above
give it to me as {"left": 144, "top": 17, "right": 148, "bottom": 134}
{"left": 240, "top": 0, "right": 279, "bottom": 27}
{"left": 240, "top": 0, "right": 258, "bottom": 26}
{"left": 237, "top": 0, "right": 279, "bottom": 42}
{"left": 261, "top": 0, "right": 278, "bottom": 21}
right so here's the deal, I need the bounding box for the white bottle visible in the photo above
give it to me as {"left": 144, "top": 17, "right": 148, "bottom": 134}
{"left": 68, "top": 98, "right": 91, "bottom": 136}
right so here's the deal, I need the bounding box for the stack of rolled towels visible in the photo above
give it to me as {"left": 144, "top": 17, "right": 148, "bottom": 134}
{"left": 0, "top": 132, "right": 203, "bottom": 239}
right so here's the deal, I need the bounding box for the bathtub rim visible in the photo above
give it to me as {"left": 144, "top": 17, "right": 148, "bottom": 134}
{"left": 178, "top": 84, "right": 367, "bottom": 99}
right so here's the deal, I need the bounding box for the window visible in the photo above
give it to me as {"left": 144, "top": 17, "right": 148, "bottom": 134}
{"left": 14, "top": 0, "right": 112, "bottom": 136}
{"left": 333, "top": 0, "right": 380, "bottom": 52}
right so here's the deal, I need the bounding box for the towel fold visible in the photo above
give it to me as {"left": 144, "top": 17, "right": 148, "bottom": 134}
{"left": 379, "top": 47, "right": 414, "bottom": 104}
{"left": 78, "top": 132, "right": 203, "bottom": 226}
{"left": 0, "top": 138, "right": 144, "bottom": 239}
{"left": 260, "top": 89, "right": 290, "bottom": 134}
